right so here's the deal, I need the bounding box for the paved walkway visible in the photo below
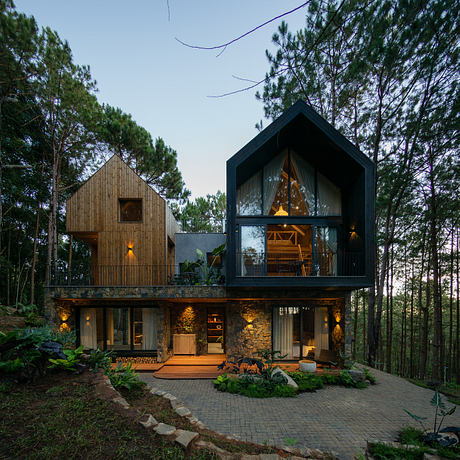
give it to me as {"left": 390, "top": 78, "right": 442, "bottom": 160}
{"left": 139, "top": 367, "right": 460, "bottom": 459}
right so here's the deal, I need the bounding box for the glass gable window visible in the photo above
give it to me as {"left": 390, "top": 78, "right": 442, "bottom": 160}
{"left": 236, "top": 171, "right": 262, "bottom": 215}
{"left": 235, "top": 149, "right": 341, "bottom": 217}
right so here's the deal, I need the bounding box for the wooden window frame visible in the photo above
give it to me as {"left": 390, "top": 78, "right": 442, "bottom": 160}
{"left": 119, "top": 198, "right": 143, "bottom": 223}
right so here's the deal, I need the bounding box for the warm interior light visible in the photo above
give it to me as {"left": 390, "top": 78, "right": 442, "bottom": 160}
{"left": 274, "top": 205, "right": 288, "bottom": 216}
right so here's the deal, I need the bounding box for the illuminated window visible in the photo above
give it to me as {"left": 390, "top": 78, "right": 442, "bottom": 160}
{"left": 119, "top": 199, "right": 142, "bottom": 222}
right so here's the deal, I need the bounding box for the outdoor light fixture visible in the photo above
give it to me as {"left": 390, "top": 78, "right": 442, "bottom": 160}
{"left": 127, "top": 244, "right": 134, "bottom": 254}
{"left": 275, "top": 205, "right": 288, "bottom": 216}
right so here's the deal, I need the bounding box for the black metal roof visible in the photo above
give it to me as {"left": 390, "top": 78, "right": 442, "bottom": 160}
{"left": 227, "top": 100, "right": 373, "bottom": 189}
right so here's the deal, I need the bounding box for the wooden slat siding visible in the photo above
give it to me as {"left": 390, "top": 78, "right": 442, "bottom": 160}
{"left": 66, "top": 155, "right": 176, "bottom": 285}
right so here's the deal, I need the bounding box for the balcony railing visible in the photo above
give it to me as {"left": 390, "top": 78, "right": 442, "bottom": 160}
{"left": 236, "top": 251, "right": 364, "bottom": 277}
{"left": 48, "top": 264, "right": 224, "bottom": 287}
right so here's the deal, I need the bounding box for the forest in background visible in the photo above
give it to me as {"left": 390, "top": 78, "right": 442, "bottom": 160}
{"left": 1, "top": 0, "right": 459, "bottom": 385}
{"left": 256, "top": 0, "right": 459, "bottom": 384}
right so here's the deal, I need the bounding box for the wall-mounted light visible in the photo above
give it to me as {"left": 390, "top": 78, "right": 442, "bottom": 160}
{"left": 349, "top": 225, "right": 359, "bottom": 241}
{"left": 127, "top": 244, "right": 134, "bottom": 255}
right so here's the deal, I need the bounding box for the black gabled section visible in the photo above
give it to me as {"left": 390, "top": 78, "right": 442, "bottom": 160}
{"left": 226, "top": 99, "right": 375, "bottom": 289}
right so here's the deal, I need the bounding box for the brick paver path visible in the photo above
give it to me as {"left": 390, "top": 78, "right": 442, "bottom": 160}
{"left": 139, "top": 367, "right": 460, "bottom": 459}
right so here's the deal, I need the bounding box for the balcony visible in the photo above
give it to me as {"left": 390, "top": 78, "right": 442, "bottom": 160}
{"left": 48, "top": 264, "right": 225, "bottom": 287}
{"left": 236, "top": 250, "right": 364, "bottom": 277}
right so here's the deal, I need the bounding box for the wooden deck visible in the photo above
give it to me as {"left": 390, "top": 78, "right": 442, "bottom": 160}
{"left": 153, "top": 354, "right": 226, "bottom": 379}
{"left": 111, "top": 356, "right": 338, "bottom": 378}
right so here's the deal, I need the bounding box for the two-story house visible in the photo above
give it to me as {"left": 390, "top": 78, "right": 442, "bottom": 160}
{"left": 45, "top": 100, "right": 374, "bottom": 364}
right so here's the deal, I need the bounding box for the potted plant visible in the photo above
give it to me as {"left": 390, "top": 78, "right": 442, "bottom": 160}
{"left": 299, "top": 359, "right": 317, "bottom": 373}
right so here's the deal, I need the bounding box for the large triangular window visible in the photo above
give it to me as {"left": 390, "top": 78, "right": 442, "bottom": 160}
{"left": 236, "top": 149, "right": 341, "bottom": 216}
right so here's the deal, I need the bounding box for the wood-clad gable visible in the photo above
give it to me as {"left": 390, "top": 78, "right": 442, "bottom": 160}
{"left": 66, "top": 155, "right": 176, "bottom": 285}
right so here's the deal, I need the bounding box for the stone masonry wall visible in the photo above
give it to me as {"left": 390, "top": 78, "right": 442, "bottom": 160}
{"left": 170, "top": 304, "right": 208, "bottom": 355}
{"left": 157, "top": 305, "right": 173, "bottom": 362}
{"left": 225, "top": 302, "right": 271, "bottom": 361}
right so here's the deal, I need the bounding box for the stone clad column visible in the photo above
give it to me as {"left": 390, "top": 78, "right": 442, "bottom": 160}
{"left": 344, "top": 292, "right": 353, "bottom": 357}
{"left": 225, "top": 301, "right": 271, "bottom": 361}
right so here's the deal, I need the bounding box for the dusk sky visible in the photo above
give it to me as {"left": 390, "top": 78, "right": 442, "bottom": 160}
{"left": 15, "top": 1, "right": 308, "bottom": 198}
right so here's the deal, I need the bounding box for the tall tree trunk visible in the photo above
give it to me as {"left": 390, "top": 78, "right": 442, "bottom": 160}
{"left": 448, "top": 226, "right": 454, "bottom": 381}
{"left": 362, "top": 289, "right": 367, "bottom": 362}
{"left": 30, "top": 203, "right": 41, "bottom": 305}
{"left": 429, "top": 154, "right": 442, "bottom": 383}
{"left": 400, "top": 245, "right": 408, "bottom": 376}
{"left": 456, "top": 227, "right": 459, "bottom": 383}
{"left": 68, "top": 234, "right": 73, "bottom": 283}
{"left": 420, "top": 254, "right": 431, "bottom": 380}
{"left": 409, "top": 262, "right": 415, "bottom": 378}
{"left": 6, "top": 228, "right": 11, "bottom": 305}
{"left": 353, "top": 292, "right": 358, "bottom": 360}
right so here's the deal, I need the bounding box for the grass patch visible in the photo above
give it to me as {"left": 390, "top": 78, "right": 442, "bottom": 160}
{"left": 407, "top": 379, "right": 460, "bottom": 405}
{"left": 0, "top": 371, "right": 215, "bottom": 460}
{"left": 369, "top": 427, "right": 460, "bottom": 460}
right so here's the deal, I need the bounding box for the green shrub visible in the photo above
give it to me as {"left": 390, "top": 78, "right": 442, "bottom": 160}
{"left": 364, "top": 368, "right": 376, "bottom": 384}
{"left": 48, "top": 346, "right": 84, "bottom": 372}
{"left": 398, "top": 427, "right": 424, "bottom": 446}
{"left": 320, "top": 372, "right": 340, "bottom": 385}
{"left": 214, "top": 373, "right": 296, "bottom": 398}
{"left": 369, "top": 442, "right": 427, "bottom": 460}
{"left": 288, "top": 371, "right": 323, "bottom": 392}
{"left": 87, "top": 349, "right": 114, "bottom": 372}
{"left": 107, "top": 362, "right": 144, "bottom": 391}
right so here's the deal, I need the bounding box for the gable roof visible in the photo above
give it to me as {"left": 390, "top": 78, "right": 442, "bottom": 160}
{"left": 67, "top": 154, "right": 163, "bottom": 204}
{"left": 227, "top": 100, "right": 373, "bottom": 188}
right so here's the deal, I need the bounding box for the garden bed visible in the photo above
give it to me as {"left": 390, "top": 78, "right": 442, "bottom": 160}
{"left": 0, "top": 370, "right": 211, "bottom": 460}
{"left": 123, "top": 386, "right": 290, "bottom": 456}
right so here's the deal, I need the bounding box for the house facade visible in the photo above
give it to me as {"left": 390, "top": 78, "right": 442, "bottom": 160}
{"left": 44, "top": 100, "right": 374, "bottom": 363}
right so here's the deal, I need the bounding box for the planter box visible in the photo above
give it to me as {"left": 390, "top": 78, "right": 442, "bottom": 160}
{"left": 173, "top": 334, "right": 196, "bottom": 355}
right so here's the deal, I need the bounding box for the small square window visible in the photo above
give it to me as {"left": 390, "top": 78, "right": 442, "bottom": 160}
{"left": 119, "top": 199, "right": 142, "bottom": 222}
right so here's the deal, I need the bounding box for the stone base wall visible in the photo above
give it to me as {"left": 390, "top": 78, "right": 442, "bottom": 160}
{"left": 225, "top": 302, "right": 272, "bottom": 361}
{"left": 157, "top": 305, "right": 173, "bottom": 362}
{"left": 169, "top": 304, "right": 208, "bottom": 356}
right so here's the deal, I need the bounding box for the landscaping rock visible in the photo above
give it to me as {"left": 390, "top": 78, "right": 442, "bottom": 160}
{"left": 139, "top": 414, "right": 158, "bottom": 428}
{"left": 174, "top": 429, "right": 199, "bottom": 448}
{"left": 259, "top": 454, "right": 280, "bottom": 460}
{"left": 163, "top": 393, "right": 176, "bottom": 401}
{"left": 154, "top": 423, "right": 176, "bottom": 436}
{"left": 170, "top": 398, "right": 183, "bottom": 409}
{"left": 423, "top": 454, "right": 443, "bottom": 460}
{"left": 112, "top": 396, "right": 130, "bottom": 409}
{"left": 155, "top": 390, "right": 166, "bottom": 396}
{"left": 195, "top": 440, "right": 228, "bottom": 455}
{"left": 175, "top": 406, "right": 192, "bottom": 417}
{"left": 348, "top": 369, "right": 366, "bottom": 383}
{"left": 271, "top": 367, "right": 298, "bottom": 390}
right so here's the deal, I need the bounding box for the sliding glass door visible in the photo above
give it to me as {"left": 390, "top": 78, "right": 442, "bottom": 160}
{"left": 79, "top": 306, "right": 158, "bottom": 351}
{"left": 272, "top": 305, "right": 330, "bottom": 360}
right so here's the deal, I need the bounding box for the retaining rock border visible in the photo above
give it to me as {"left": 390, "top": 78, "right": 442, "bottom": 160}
{"left": 93, "top": 372, "right": 336, "bottom": 459}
